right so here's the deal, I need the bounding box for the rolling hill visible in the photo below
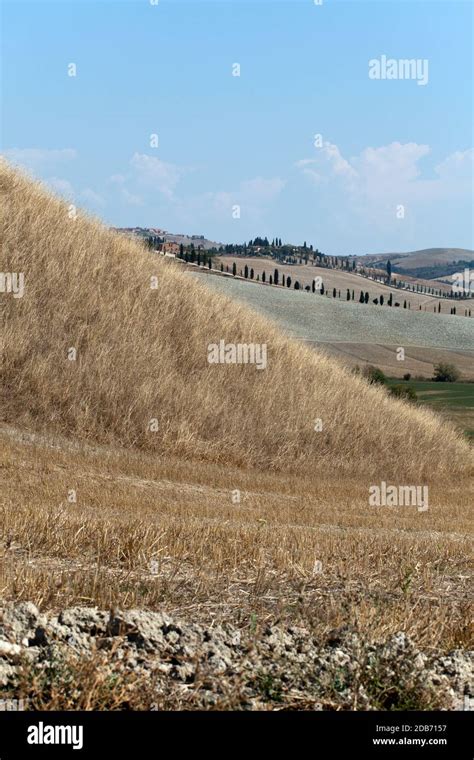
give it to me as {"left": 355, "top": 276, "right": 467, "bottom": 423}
{"left": 198, "top": 260, "right": 474, "bottom": 380}
{"left": 359, "top": 248, "right": 474, "bottom": 279}
{"left": 2, "top": 160, "right": 470, "bottom": 479}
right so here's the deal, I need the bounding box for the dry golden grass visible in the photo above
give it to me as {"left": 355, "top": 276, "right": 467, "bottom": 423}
{"left": 1, "top": 160, "right": 471, "bottom": 480}
{"left": 0, "top": 161, "right": 472, "bottom": 659}
{"left": 1, "top": 427, "right": 472, "bottom": 650}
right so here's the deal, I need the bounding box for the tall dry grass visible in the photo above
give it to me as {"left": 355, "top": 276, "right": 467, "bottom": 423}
{"left": 0, "top": 159, "right": 471, "bottom": 480}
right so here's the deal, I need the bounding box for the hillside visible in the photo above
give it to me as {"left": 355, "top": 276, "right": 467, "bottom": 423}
{"left": 359, "top": 248, "right": 474, "bottom": 279}
{"left": 1, "top": 160, "right": 470, "bottom": 480}
{"left": 215, "top": 255, "right": 470, "bottom": 314}
{"left": 193, "top": 272, "right": 474, "bottom": 383}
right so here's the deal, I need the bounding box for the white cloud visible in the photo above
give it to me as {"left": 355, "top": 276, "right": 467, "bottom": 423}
{"left": 239, "top": 176, "right": 286, "bottom": 203}
{"left": 295, "top": 140, "right": 472, "bottom": 208}
{"left": 107, "top": 173, "right": 142, "bottom": 206}
{"left": 295, "top": 140, "right": 473, "bottom": 245}
{"left": 120, "top": 187, "right": 143, "bottom": 206}
{"left": 129, "top": 153, "right": 186, "bottom": 199}
{"left": 170, "top": 175, "right": 285, "bottom": 232}
{"left": 352, "top": 142, "right": 430, "bottom": 194}
{"left": 296, "top": 142, "right": 356, "bottom": 184}
{"left": 3, "top": 148, "right": 77, "bottom": 173}
{"left": 45, "top": 177, "right": 75, "bottom": 199}
{"left": 435, "top": 148, "right": 473, "bottom": 180}
{"left": 207, "top": 176, "right": 285, "bottom": 216}
{"left": 80, "top": 188, "right": 105, "bottom": 207}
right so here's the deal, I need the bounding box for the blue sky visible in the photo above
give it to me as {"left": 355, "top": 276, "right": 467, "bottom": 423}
{"left": 2, "top": 0, "right": 473, "bottom": 254}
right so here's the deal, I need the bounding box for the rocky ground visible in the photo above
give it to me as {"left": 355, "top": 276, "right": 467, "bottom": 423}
{"left": 0, "top": 603, "right": 472, "bottom": 711}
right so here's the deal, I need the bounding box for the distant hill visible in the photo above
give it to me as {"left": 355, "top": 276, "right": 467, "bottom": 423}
{"left": 160, "top": 232, "right": 224, "bottom": 251}
{"left": 358, "top": 248, "right": 474, "bottom": 280}
{"left": 113, "top": 227, "right": 223, "bottom": 251}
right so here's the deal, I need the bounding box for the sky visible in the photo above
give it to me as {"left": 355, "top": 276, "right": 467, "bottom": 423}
{"left": 1, "top": 0, "right": 473, "bottom": 255}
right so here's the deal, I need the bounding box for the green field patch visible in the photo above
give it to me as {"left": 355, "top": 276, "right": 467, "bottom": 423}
{"left": 391, "top": 381, "right": 474, "bottom": 408}
{"left": 387, "top": 380, "right": 474, "bottom": 438}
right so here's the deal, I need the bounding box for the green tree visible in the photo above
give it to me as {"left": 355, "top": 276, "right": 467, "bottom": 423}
{"left": 433, "top": 362, "right": 460, "bottom": 382}
{"left": 363, "top": 365, "right": 386, "bottom": 385}
{"left": 390, "top": 385, "right": 417, "bottom": 401}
